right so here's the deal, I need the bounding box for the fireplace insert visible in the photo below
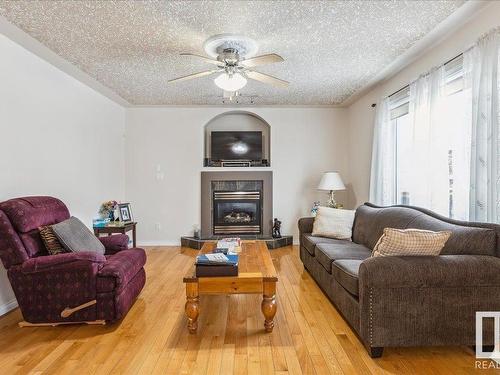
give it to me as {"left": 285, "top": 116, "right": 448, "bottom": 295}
{"left": 213, "top": 190, "right": 262, "bottom": 235}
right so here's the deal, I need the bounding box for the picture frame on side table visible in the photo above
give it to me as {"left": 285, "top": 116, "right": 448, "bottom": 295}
{"left": 118, "top": 203, "right": 133, "bottom": 223}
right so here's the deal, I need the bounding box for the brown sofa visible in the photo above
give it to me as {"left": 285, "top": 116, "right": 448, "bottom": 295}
{"left": 298, "top": 202, "right": 500, "bottom": 358}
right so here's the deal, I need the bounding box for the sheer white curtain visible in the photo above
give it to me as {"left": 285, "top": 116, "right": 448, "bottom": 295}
{"left": 466, "top": 30, "right": 500, "bottom": 222}
{"left": 369, "top": 97, "right": 395, "bottom": 205}
{"left": 405, "top": 67, "right": 447, "bottom": 212}
{"left": 370, "top": 64, "right": 472, "bottom": 217}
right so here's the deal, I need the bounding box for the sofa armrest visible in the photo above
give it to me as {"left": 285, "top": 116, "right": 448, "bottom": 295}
{"left": 359, "top": 255, "right": 500, "bottom": 289}
{"left": 99, "top": 234, "right": 129, "bottom": 254}
{"left": 298, "top": 217, "right": 314, "bottom": 234}
{"left": 21, "top": 251, "right": 106, "bottom": 274}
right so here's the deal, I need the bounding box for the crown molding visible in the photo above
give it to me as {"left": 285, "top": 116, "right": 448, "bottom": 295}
{"left": 0, "top": 15, "right": 130, "bottom": 107}
{"left": 129, "top": 104, "right": 343, "bottom": 109}
{"left": 341, "top": 0, "right": 491, "bottom": 107}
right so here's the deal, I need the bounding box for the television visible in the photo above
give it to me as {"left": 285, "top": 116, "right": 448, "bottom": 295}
{"left": 211, "top": 131, "right": 263, "bottom": 161}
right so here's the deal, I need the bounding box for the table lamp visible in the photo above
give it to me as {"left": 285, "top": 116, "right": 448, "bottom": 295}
{"left": 318, "top": 172, "right": 345, "bottom": 208}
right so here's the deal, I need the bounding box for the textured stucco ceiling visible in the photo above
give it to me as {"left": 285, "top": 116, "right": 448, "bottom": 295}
{"left": 0, "top": 0, "right": 466, "bottom": 105}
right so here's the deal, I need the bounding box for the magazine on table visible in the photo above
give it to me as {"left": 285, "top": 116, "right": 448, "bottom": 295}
{"left": 195, "top": 253, "right": 238, "bottom": 266}
{"left": 216, "top": 237, "right": 241, "bottom": 253}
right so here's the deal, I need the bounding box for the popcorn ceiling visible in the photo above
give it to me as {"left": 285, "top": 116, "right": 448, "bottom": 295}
{"left": 0, "top": 0, "right": 465, "bottom": 105}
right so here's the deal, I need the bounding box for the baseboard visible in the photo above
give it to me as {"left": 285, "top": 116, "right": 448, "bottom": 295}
{"left": 139, "top": 240, "right": 299, "bottom": 247}
{"left": 0, "top": 299, "right": 18, "bottom": 316}
{"left": 138, "top": 241, "right": 181, "bottom": 247}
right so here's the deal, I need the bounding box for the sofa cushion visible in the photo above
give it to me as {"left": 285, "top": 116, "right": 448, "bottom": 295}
{"left": 19, "top": 229, "right": 48, "bottom": 258}
{"left": 315, "top": 242, "right": 371, "bottom": 273}
{"left": 332, "top": 259, "right": 362, "bottom": 296}
{"left": 406, "top": 214, "right": 496, "bottom": 256}
{"left": 352, "top": 205, "right": 422, "bottom": 250}
{"left": 352, "top": 204, "right": 497, "bottom": 256}
{"left": 52, "top": 217, "right": 105, "bottom": 255}
{"left": 302, "top": 234, "right": 346, "bottom": 256}
{"left": 312, "top": 207, "right": 355, "bottom": 240}
{"left": 0, "top": 196, "right": 70, "bottom": 234}
{"left": 97, "top": 248, "right": 147, "bottom": 293}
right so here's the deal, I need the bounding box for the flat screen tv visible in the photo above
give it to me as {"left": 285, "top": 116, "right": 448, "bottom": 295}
{"left": 211, "top": 131, "right": 263, "bottom": 161}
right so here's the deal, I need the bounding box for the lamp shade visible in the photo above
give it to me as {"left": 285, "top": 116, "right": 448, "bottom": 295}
{"left": 214, "top": 73, "right": 247, "bottom": 91}
{"left": 318, "top": 172, "right": 345, "bottom": 191}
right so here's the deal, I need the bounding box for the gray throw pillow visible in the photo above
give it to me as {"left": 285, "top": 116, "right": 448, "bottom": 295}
{"left": 51, "top": 216, "right": 105, "bottom": 255}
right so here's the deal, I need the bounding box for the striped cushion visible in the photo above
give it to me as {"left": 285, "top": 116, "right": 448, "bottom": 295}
{"left": 372, "top": 228, "right": 451, "bottom": 257}
{"left": 39, "top": 225, "right": 66, "bottom": 255}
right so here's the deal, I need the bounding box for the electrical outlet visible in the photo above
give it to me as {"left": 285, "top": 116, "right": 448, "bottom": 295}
{"left": 155, "top": 223, "right": 161, "bottom": 232}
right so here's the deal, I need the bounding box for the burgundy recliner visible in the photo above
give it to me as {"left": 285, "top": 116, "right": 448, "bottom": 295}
{"left": 0, "top": 196, "right": 146, "bottom": 325}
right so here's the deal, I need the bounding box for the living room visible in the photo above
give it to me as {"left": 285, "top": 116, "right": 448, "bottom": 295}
{"left": 1, "top": 0, "right": 500, "bottom": 373}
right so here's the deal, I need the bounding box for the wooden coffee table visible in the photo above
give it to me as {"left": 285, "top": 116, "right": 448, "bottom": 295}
{"left": 183, "top": 241, "right": 278, "bottom": 334}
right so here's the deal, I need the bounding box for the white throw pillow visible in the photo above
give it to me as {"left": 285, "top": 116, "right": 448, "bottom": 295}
{"left": 372, "top": 228, "right": 451, "bottom": 257}
{"left": 312, "top": 207, "right": 355, "bottom": 240}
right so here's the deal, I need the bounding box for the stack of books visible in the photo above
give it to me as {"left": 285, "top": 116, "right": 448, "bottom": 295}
{"left": 215, "top": 237, "right": 242, "bottom": 254}
{"left": 195, "top": 252, "right": 239, "bottom": 277}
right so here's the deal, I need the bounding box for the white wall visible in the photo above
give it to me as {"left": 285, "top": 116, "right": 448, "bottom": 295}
{"left": 346, "top": 1, "right": 500, "bottom": 208}
{"left": 0, "top": 34, "right": 126, "bottom": 314}
{"left": 125, "top": 107, "right": 349, "bottom": 245}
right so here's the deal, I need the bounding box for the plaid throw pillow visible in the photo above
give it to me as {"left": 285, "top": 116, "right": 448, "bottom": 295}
{"left": 372, "top": 228, "right": 452, "bottom": 257}
{"left": 39, "top": 225, "right": 66, "bottom": 255}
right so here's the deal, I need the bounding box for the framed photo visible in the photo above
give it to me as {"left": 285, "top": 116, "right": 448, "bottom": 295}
{"left": 118, "top": 203, "right": 133, "bottom": 223}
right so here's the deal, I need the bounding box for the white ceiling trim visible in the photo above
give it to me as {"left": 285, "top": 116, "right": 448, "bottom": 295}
{"left": 341, "top": 0, "right": 490, "bottom": 107}
{"left": 0, "top": 14, "right": 131, "bottom": 107}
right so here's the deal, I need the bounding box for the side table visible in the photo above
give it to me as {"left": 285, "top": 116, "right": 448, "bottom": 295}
{"left": 93, "top": 222, "right": 137, "bottom": 248}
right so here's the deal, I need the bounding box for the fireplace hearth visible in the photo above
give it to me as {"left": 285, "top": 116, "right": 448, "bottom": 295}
{"left": 213, "top": 191, "right": 261, "bottom": 235}
{"left": 182, "top": 170, "right": 292, "bottom": 248}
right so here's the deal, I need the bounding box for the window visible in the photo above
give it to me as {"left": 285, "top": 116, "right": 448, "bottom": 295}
{"left": 390, "top": 55, "right": 472, "bottom": 220}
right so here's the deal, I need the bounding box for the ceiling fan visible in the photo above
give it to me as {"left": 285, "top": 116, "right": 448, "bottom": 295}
{"left": 168, "top": 34, "right": 289, "bottom": 93}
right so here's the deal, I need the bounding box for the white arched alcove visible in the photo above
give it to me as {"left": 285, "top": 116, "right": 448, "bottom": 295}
{"left": 204, "top": 111, "right": 271, "bottom": 166}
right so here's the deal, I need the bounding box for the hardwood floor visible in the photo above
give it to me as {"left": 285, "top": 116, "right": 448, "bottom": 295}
{"left": 0, "top": 246, "right": 493, "bottom": 374}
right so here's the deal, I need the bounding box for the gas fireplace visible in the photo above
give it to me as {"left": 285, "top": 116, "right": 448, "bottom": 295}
{"left": 201, "top": 172, "right": 272, "bottom": 238}
{"left": 213, "top": 191, "right": 262, "bottom": 235}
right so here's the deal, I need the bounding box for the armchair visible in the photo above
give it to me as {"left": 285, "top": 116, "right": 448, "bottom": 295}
{"left": 0, "top": 196, "right": 146, "bottom": 326}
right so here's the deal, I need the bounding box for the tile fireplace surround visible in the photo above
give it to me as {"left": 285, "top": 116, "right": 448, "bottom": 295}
{"left": 201, "top": 171, "right": 273, "bottom": 237}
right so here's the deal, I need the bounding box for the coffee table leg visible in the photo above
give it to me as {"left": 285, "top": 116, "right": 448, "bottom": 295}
{"left": 185, "top": 282, "right": 199, "bottom": 334}
{"left": 261, "top": 281, "right": 277, "bottom": 333}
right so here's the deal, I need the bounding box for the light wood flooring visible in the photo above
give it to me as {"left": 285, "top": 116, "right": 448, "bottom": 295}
{"left": 0, "top": 246, "right": 494, "bottom": 374}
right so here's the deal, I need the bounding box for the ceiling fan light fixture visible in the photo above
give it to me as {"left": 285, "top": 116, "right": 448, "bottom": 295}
{"left": 214, "top": 73, "right": 247, "bottom": 92}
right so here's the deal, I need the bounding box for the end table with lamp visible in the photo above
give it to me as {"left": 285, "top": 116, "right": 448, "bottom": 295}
{"left": 318, "top": 171, "right": 346, "bottom": 208}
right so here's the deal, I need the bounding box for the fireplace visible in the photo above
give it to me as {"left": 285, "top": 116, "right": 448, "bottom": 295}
{"left": 201, "top": 171, "right": 272, "bottom": 238}
{"left": 213, "top": 191, "right": 262, "bottom": 235}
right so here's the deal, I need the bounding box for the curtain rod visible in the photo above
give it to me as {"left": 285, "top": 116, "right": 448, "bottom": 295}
{"left": 371, "top": 52, "right": 464, "bottom": 108}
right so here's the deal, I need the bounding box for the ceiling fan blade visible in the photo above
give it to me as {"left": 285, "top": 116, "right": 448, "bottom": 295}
{"left": 245, "top": 71, "right": 289, "bottom": 88}
{"left": 180, "top": 53, "right": 221, "bottom": 66}
{"left": 168, "top": 69, "right": 221, "bottom": 83}
{"left": 240, "top": 53, "right": 284, "bottom": 68}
